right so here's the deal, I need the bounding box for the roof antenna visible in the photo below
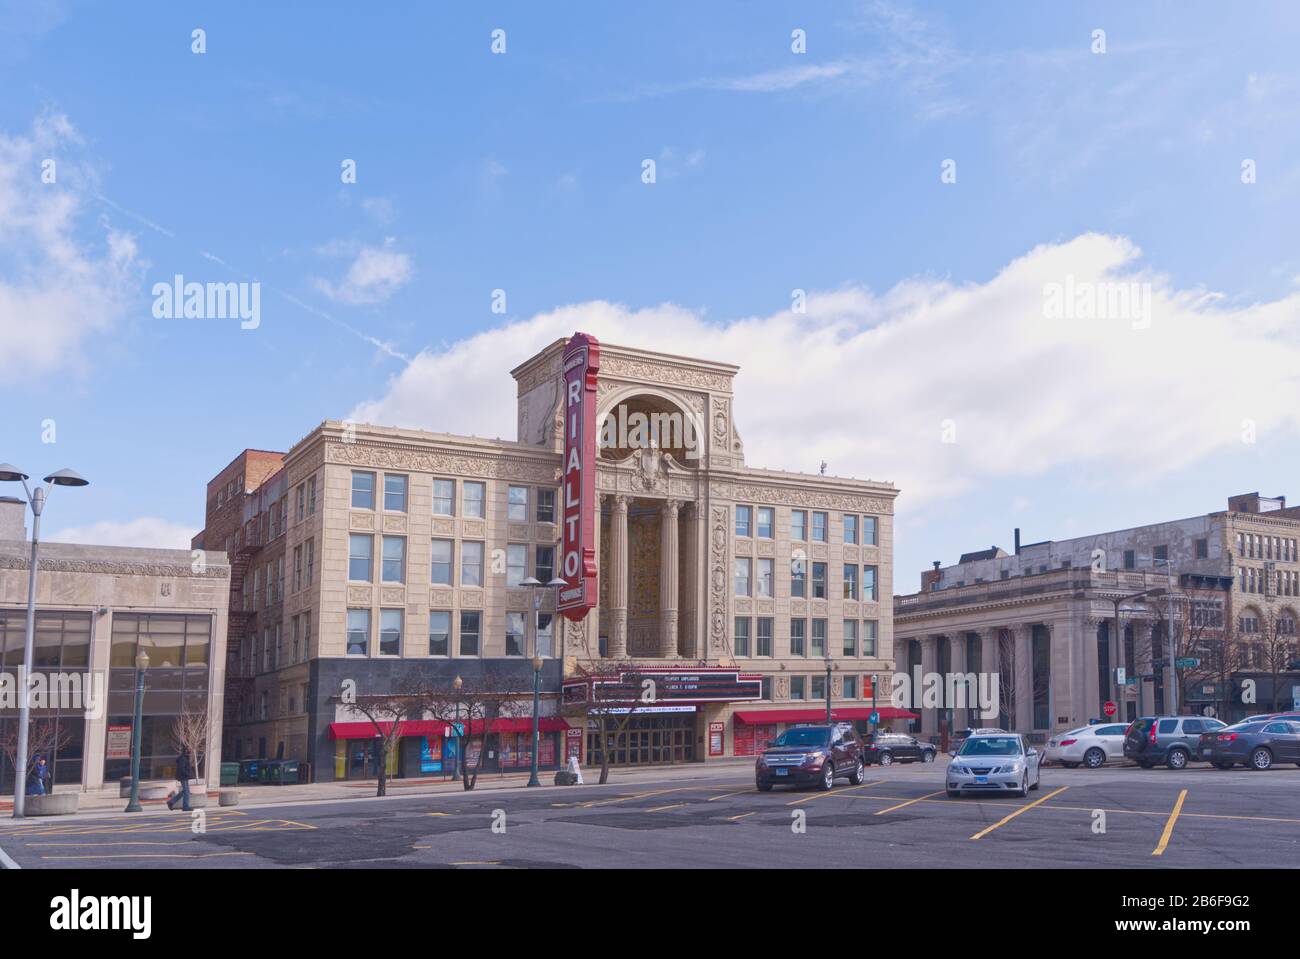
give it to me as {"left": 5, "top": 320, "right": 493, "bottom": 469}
{"left": 819, "top": 461, "right": 827, "bottom": 476}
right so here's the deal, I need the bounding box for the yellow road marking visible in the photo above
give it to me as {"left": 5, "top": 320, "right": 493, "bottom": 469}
{"left": 786, "top": 780, "right": 882, "bottom": 806}
{"left": 40, "top": 851, "right": 254, "bottom": 861}
{"left": 582, "top": 786, "right": 693, "bottom": 808}
{"left": 874, "top": 790, "right": 947, "bottom": 815}
{"left": 28, "top": 840, "right": 194, "bottom": 847}
{"left": 413, "top": 844, "right": 431, "bottom": 849}
{"left": 970, "top": 786, "right": 1069, "bottom": 840}
{"left": 726, "top": 811, "right": 755, "bottom": 822}
{"left": 1152, "top": 789, "right": 1188, "bottom": 857}
{"left": 647, "top": 803, "right": 687, "bottom": 812}
{"left": 708, "top": 789, "right": 757, "bottom": 802}
{"left": 450, "top": 860, "right": 500, "bottom": 866}
{"left": 427, "top": 812, "right": 450, "bottom": 817}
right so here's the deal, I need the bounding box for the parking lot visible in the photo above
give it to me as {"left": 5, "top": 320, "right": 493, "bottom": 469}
{"left": 1, "top": 758, "right": 1297, "bottom": 869}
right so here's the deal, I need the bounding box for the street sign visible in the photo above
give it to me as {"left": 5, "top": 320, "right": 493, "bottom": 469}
{"left": 1103, "top": 701, "right": 1117, "bottom": 717}
{"left": 869, "top": 710, "right": 880, "bottom": 725}
{"left": 1293, "top": 689, "right": 1300, "bottom": 711}
{"left": 1115, "top": 667, "right": 1126, "bottom": 685}
{"left": 1176, "top": 657, "right": 1200, "bottom": 669}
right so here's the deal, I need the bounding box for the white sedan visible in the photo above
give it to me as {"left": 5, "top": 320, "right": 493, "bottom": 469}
{"left": 1044, "top": 723, "right": 1129, "bottom": 769}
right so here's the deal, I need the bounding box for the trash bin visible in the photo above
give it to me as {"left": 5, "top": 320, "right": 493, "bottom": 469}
{"left": 258, "top": 760, "right": 280, "bottom": 784}
{"left": 240, "top": 759, "right": 263, "bottom": 783}
{"left": 220, "top": 762, "right": 240, "bottom": 787}
{"left": 268, "top": 760, "right": 299, "bottom": 785}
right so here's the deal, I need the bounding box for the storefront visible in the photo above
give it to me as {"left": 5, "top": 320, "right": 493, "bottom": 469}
{"left": 731, "top": 706, "right": 919, "bottom": 757}
{"left": 328, "top": 717, "right": 569, "bottom": 780}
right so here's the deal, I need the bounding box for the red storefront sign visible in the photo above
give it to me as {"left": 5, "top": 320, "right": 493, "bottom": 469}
{"left": 708, "top": 721, "right": 725, "bottom": 757}
{"left": 558, "top": 332, "right": 601, "bottom": 621}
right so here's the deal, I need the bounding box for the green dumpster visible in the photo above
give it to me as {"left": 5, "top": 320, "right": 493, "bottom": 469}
{"left": 220, "top": 762, "right": 240, "bottom": 787}
{"left": 267, "top": 760, "right": 299, "bottom": 785}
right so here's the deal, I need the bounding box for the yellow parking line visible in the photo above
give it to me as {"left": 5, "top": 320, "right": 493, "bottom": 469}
{"left": 647, "top": 803, "right": 688, "bottom": 813}
{"left": 40, "top": 851, "right": 253, "bottom": 861}
{"left": 450, "top": 860, "right": 500, "bottom": 866}
{"left": 1152, "top": 789, "right": 1188, "bottom": 857}
{"left": 874, "top": 790, "right": 946, "bottom": 815}
{"left": 727, "top": 811, "right": 755, "bottom": 822}
{"left": 708, "top": 789, "right": 756, "bottom": 802}
{"left": 582, "top": 786, "right": 693, "bottom": 808}
{"left": 786, "top": 780, "right": 882, "bottom": 806}
{"left": 970, "top": 786, "right": 1068, "bottom": 840}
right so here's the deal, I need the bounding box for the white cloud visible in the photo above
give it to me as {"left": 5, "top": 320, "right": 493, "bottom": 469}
{"left": 50, "top": 517, "right": 197, "bottom": 550}
{"left": 0, "top": 113, "right": 142, "bottom": 376}
{"left": 349, "top": 234, "right": 1300, "bottom": 508}
{"left": 314, "top": 240, "right": 413, "bottom": 305}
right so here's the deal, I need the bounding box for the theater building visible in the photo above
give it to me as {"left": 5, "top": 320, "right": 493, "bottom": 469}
{"left": 195, "top": 334, "right": 901, "bottom": 777}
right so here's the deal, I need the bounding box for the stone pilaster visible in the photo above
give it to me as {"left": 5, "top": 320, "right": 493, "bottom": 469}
{"left": 950, "top": 632, "right": 969, "bottom": 731}
{"left": 1014, "top": 624, "right": 1034, "bottom": 732}
{"left": 920, "top": 635, "right": 939, "bottom": 737}
{"left": 659, "top": 499, "right": 680, "bottom": 657}
{"left": 607, "top": 494, "right": 629, "bottom": 658}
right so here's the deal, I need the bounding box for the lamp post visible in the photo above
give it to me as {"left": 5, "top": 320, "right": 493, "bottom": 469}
{"left": 1, "top": 464, "right": 89, "bottom": 819}
{"left": 452, "top": 675, "right": 463, "bottom": 781}
{"left": 824, "top": 654, "right": 833, "bottom": 725}
{"left": 529, "top": 654, "right": 543, "bottom": 787}
{"left": 124, "top": 649, "right": 150, "bottom": 812}
{"left": 521, "top": 575, "right": 567, "bottom": 787}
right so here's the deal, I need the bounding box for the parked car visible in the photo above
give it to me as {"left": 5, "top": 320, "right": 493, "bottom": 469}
{"left": 1045, "top": 723, "right": 1129, "bottom": 768}
{"left": 1123, "top": 716, "right": 1228, "bottom": 769}
{"left": 864, "top": 731, "right": 938, "bottom": 766}
{"left": 948, "top": 727, "right": 1007, "bottom": 756}
{"left": 756, "top": 724, "right": 867, "bottom": 791}
{"left": 1199, "top": 720, "right": 1300, "bottom": 770}
{"left": 946, "top": 733, "right": 1042, "bottom": 797}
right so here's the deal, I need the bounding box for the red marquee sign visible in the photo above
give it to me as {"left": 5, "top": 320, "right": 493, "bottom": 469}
{"left": 558, "top": 332, "right": 601, "bottom": 621}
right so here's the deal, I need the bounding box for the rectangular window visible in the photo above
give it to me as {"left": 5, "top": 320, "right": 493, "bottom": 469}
{"left": 756, "top": 507, "right": 774, "bottom": 539}
{"left": 307, "top": 477, "right": 316, "bottom": 514}
{"left": 381, "top": 536, "right": 406, "bottom": 583}
{"left": 761, "top": 676, "right": 772, "bottom": 701}
{"left": 734, "top": 617, "right": 751, "bottom": 656}
{"left": 306, "top": 539, "right": 315, "bottom": 586}
{"left": 459, "top": 611, "right": 481, "bottom": 656}
{"left": 790, "top": 676, "right": 806, "bottom": 700}
{"left": 735, "top": 505, "right": 752, "bottom": 538}
{"left": 1196, "top": 538, "right": 1208, "bottom": 559}
{"left": 295, "top": 484, "right": 305, "bottom": 522}
{"left": 432, "top": 479, "right": 455, "bottom": 516}
{"left": 863, "top": 516, "right": 877, "bottom": 546}
{"left": 812, "top": 511, "right": 828, "bottom": 542}
{"left": 1153, "top": 545, "right": 1168, "bottom": 566}
{"left": 384, "top": 474, "right": 408, "bottom": 512}
{"left": 843, "top": 620, "right": 858, "bottom": 657}
{"left": 506, "top": 612, "right": 526, "bottom": 656}
{"left": 790, "top": 619, "right": 806, "bottom": 656}
{"left": 293, "top": 546, "right": 303, "bottom": 592}
{"left": 303, "top": 611, "right": 312, "bottom": 659}
{"left": 844, "top": 514, "right": 858, "bottom": 544}
{"left": 346, "top": 609, "right": 370, "bottom": 656}
{"left": 430, "top": 539, "right": 453, "bottom": 584}
{"left": 507, "top": 544, "right": 527, "bottom": 587}
{"left": 291, "top": 616, "right": 300, "bottom": 663}
{"left": 863, "top": 620, "right": 878, "bottom": 656}
{"left": 811, "top": 675, "right": 826, "bottom": 701}
{"left": 811, "top": 619, "right": 827, "bottom": 657}
{"left": 1123, "top": 549, "right": 1135, "bottom": 570}
{"left": 843, "top": 563, "right": 858, "bottom": 600}
{"left": 535, "top": 545, "right": 555, "bottom": 583}
{"left": 537, "top": 613, "right": 554, "bottom": 657}
{"left": 791, "top": 557, "right": 806, "bottom": 598}
{"left": 812, "top": 562, "right": 827, "bottom": 599}
{"left": 461, "top": 542, "right": 484, "bottom": 587}
{"left": 379, "top": 609, "right": 402, "bottom": 656}
{"left": 508, "top": 485, "right": 529, "bottom": 522}
{"left": 536, "top": 488, "right": 556, "bottom": 524}
{"left": 429, "top": 611, "right": 450, "bottom": 656}
{"left": 756, "top": 558, "right": 774, "bottom": 598}
{"left": 756, "top": 617, "right": 773, "bottom": 657}
{"left": 734, "top": 558, "right": 752, "bottom": 597}
{"left": 463, "top": 481, "right": 486, "bottom": 519}
{"left": 351, "top": 471, "right": 375, "bottom": 509}
{"left": 348, "top": 534, "right": 373, "bottom": 582}
{"left": 863, "top": 565, "right": 878, "bottom": 601}
{"left": 791, "top": 510, "right": 807, "bottom": 541}
{"left": 844, "top": 676, "right": 858, "bottom": 699}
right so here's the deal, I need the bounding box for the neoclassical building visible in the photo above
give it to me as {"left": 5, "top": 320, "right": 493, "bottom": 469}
{"left": 196, "top": 335, "right": 901, "bottom": 777}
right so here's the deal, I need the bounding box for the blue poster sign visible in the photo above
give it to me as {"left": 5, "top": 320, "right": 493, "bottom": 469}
{"left": 420, "top": 737, "right": 442, "bottom": 774}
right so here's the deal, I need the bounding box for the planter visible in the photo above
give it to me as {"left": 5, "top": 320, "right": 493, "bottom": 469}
{"left": 218, "top": 789, "right": 239, "bottom": 807}
{"left": 25, "top": 793, "right": 79, "bottom": 816}
{"left": 139, "top": 783, "right": 170, "bottom": 801}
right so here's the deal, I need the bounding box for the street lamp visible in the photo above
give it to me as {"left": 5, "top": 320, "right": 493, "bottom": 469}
{"left": 452, "top": 675, "right": 463, "bottom": 781}
{"left": 521, "top": 575, "right": 567, "bottom": 787}
{"left": 1, "top": 463, "right": 89, "bottom": 819}
{"left": 124, "top": 649, "right": 150, "bottom": 812}
{"left": 824, "top": 654, "right": 833, "bottom": 725}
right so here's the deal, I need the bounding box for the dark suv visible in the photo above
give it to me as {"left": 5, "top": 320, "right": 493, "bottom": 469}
{"left": 865, "top": 732, "right": 938, "bottom": 765}
{"left": 756, "top": 724, "right": 867, "bottom": 791}
{"left": 1123, "top": 716, "right": 1227, "bottom": 769}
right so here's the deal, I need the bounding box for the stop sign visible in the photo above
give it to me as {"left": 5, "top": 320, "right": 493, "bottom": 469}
{"left": 1103, "top": 701, "right": 1117, "bottom": 717}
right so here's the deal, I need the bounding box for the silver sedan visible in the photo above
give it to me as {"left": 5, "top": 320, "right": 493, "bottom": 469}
{"left": 1045, "top": 723, "right": 1129, "bottom": 768}
{"left": 946, "top": 733, "right": 1042, "bottom": 798}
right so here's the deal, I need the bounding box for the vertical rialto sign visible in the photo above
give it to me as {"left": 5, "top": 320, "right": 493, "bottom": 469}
{"left": 558, "top": 332, "right": 601, "bottom": 621}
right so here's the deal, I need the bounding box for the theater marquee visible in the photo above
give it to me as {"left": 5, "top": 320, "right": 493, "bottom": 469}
{"left": 558, "top": 332, "right": 601, "bottom": 621}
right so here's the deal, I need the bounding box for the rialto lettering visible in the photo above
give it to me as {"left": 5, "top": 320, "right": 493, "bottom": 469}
{"left": 557, "top": 333, "right": 600, "bottom": 619}
{"left": 49, "top": 889, "right": 152, "bottom": 940}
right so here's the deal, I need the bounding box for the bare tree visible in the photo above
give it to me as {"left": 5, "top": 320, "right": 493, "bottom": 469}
{"left": 335, "top": 690, "right": 419, "bottom": 797}
{"left": 171, "top": 710, "right": 210, "bottom": 787}
{"left": 1258, "top": 607, "right": 1299, "bottom": 713}
{"left": 562, "top": 660, "right": 662, "bottom": 785}
{"left": 422, "top": 670, "right": 527, "bottom": 791}
{"left": 0, "top": 719, "right": 71, "bottom": 793}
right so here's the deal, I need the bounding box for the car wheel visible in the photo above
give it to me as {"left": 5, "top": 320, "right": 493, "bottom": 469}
{"left": 1250, "top": 748, "right": 1273, "bottom": 771}
{"left": 878, "top": 752, "right": 893, "bottom": 766}
{"left": 757, "top": 781, "right": 773, "bottom": 792}
{"left": 922, "top": 750, "right": 935, "bottom": 763}
{"left": 1017, "top": 772, "right": 1029, "bottom": 797}
{"left": 1084, "top": 748, "right": 1106, "bottom": 769}
{"left": 850, "top": 759, "right": 866, "bottom": 785}
{"left": 819, "top": 762, "right": 835, "bottom": 791}
{"left": 1166, "top": 748, "right": 1189, "bottom": 770}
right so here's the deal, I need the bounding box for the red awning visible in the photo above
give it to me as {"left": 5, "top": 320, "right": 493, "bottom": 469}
{"left": 732, "top": 707, "right": 918, "bottom": 725}
{"left": 329, "top": 717, "right": 571, "bottom": 740}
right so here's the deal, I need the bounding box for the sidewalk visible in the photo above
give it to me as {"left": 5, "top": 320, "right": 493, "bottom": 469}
{"left": 0, "top": 757, "right": 756, "bottom": 820}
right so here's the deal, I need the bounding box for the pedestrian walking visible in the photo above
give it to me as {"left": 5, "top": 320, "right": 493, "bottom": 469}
{"left": 167, "top": 748, "right": 195, "bottom": 811}
{"left": 26, "top": 754, "right": 50, "bottom": 796}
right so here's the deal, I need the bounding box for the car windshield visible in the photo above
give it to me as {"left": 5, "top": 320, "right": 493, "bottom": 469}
{"left": 957, "top": 736, "right": 1022, "bottom": 756}
{"left": 772, "top": 728, "right": 831, "bottom": 748}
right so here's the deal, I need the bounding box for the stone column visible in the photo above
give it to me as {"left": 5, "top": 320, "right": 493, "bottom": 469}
{"left": 920, "top": 635, "right": 939, "bottom": 737}
{"left": 1135, "top": 620, "right": 1156, "bottom": 715}
{"left": 981, "top": 627, "right": 1002, "bottom": 727}
{"left": 1014, "top": 624, "right": 1034, "bottom": 733}
{"left": 950, "top": 632, "right": 969, "bottom": 731}
{"left": 659, "top": 499, "right": 680, "bottom": 658}
{"left": 607, "top": 495, "right": 629, "bottom": 658}
{"left": 1083, "top": 617, "right": 1103, "bottom": 723}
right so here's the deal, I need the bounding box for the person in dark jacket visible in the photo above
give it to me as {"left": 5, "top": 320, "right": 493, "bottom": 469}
{"left": 26, "top": 755, "right": 50, "bottom": 796}
{"left": 167, "top": 749, "right": 194, "bottom": 811}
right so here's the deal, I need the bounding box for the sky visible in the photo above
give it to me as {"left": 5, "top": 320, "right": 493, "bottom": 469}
{"left": 2, "top": 0, "right": 1299, "bottom": 593}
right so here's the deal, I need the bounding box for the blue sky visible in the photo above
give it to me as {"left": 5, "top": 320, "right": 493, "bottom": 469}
{"left": 2, "top": 0, "right": 1299, "bottom": 591}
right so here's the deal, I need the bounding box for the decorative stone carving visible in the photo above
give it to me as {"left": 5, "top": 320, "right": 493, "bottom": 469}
{"left": 326, "top": 443, "right": 557, "bottom": 485}
{"left": 349, "top": 512, "right": 375, "bottom": 531}
{"left": 709, "top": 481, "right": 894, "bottom": 514}
{"left": 347, "top": 585, "right": 372, "bottom": 605}
{"left": 600, "top": 355, "right": 733, "bottom": 393}
{"left": 709, "top": 506, "right": 729, "bottom": 652}
{"left": 380, "top": 587, "right": 405, "bottom": 604}
{"left": 460, "top": 589, "right": 484, "bottom": 608}
{"left": 462, "top": 520, "right": 486, "bottom": 538}
{"left": 430, "top": 589, "right": 455, "bottom": 606}
{"left": 432, "top": 519, "right": 455, "bottom": 536}
{"left": 382, "top": 515, "right": 407, "bottom": 533}
{"left": 776, "top": 675, "right": 790, "bottom": 700}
